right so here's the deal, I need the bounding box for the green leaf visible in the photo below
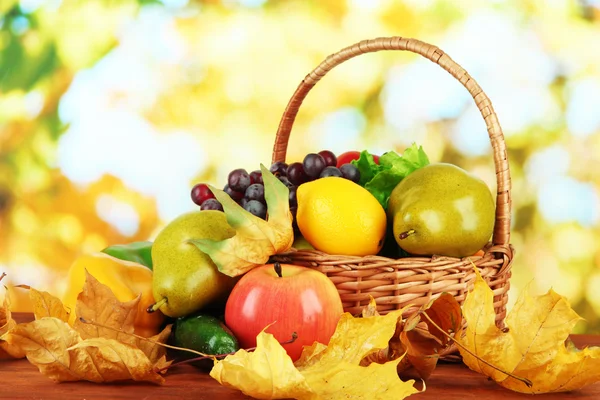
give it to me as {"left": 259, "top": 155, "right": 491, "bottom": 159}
{"left": 355, "top": 144, "right": 430, "bottom": 210}
{"left": 189, "top": 165, "right": 293, "bottom": 277}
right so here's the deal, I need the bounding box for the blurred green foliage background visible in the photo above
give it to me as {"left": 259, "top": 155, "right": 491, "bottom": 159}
{"left": 1, "top": 0, "right": 599, "bottom": 333}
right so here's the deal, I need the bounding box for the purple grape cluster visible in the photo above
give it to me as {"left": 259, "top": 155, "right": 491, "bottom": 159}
{"left": 190, "top": 150, "right": 361, "bottom": 226}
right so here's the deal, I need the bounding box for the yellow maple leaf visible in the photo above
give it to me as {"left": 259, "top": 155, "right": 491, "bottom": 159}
{"left": 73, "top": 270, "right": 139, "bottom": 345}
{"left": 7, "top": 318, "right": 164, "bottom": 384}
{"left": 191, "top": 164, "right": 293, "bottom": 277}
{"left": 14, "top": 285, "right": 71, "bottom": 322}
{"left": 210, "top": 308, "right": 421, "bottom": 399}
{"left": 458, "top": 268, "right": 600, "bottom": 393}
{"left": 4, "top": 272, "right": 171, "bottom": 384}
{"left": 136, "top": 324, "right": 172, "bottom": 364}
{"left": 0, "top": 278, "right": 26, "bottom": 359}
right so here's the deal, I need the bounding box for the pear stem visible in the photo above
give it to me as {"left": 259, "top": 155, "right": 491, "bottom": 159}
{"left": 399, "top": 229, "right": 416, "bottom": 240}
{"left": 147, "top": 297, "right": 167, "bottom": 313}
{"left": 274, "top": 262, "right": 283, "bottom": 278}
{"left": 421, "top": 312, "right": 533, "bottom": 388}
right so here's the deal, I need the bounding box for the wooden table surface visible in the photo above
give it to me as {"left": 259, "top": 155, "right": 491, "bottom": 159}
{"left": 2, "top": 313, "right": 599, "bottom": 399}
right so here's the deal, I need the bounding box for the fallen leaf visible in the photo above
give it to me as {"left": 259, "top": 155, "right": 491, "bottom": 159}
{"left": 190, "top": 164, "right": 294, "bottom": 277}
{"left": 458, "top": 268, "right": 600, "bottom": 393}
{"left": 14, "top": 285, "right": 70, "bottom": 322}
{"left": 5, "top": 272, "right": 170, "bottom": 384}
{"left": 73, "top": 270, "right": 139, "bottom": 346}
{"left": 68, "top": 338, "right": 164, "bottom": 384}
{"left": 210, "top": 308, "right": 420, "bottom": 399}
{"left": 0, "top": 283, "right": 26, "bottom": 359}
{"left": 137, "top": 324, "right": 173, "bottom": 363}
{"left": 360, "top": 294, "right": 462, "bottom": 381}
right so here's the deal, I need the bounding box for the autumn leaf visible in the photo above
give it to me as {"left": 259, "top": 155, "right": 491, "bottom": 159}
{"left": 190, "top": 164, "right": 294, "bottom": 277}
{"left": 14, "top": 285, "right": 71, "bottom": 322}
{"left": 210, "top": 308, "right": 421, "bottom": 399}
{"left": 136, "top": 324, "right": 173, "bottom": 364}
{"left": 73, "top": 270, "right": 139, "bottom": 346}
{"left": 8, "top": 318, "right": 164, "bottom": 384}
{"left": 458, "top": 268, "right": 600, "bottom": 393}
{"left": 361, "top": 294, "right": 462, "bottom": 381}
{"left": 5, "top": 272, "right": 171, "bottom": 384}
{"left": 0, "top": 278, "right": 26, "bottom": 359}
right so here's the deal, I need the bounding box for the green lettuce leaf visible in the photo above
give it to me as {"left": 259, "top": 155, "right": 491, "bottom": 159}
{"left": 352, "top": 144, "right": 429, "bottom": 210}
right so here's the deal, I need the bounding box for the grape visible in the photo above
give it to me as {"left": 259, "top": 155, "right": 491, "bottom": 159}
{"left": 289, "top": 187, "right": 297, "bottom": 207}
{"left": 245, "top": 183, "right": 265, "bottom": 203}
{"left": 279, "top": 176, "right": 295, "bottom": 190}
{"left": 286, "top": 162, "right": 308, "bottom": 185}
{"left": 340, "top": 163, "right": 361, "bottom": 183}
{"left": 319, "top": 166, "right": 343, "bottom": 178}
{"left": 270, "top": 161, "right": 288, "bottom": 177}
{"left": 303, "top": 153, "right": 326, "bottom": 179}
{"left": 249, "top": 170, "right": 263, "bottom": 184}
{"left": 200, "top": 198, "right": 223, "bottom": 211}
{"left": 244, "top": 199, "right": 267, "bottom": 219}
{"left": 224, "top": 184, "right": 244, "bottom": 202}
{"left": 191, "top": 183, "right": 215, "bottom": 206}
{"left": 228, "top": 169, "right": 251, "bottom": 192}
{"left": 318, "top": 150, "right": 337, "bottom": 167}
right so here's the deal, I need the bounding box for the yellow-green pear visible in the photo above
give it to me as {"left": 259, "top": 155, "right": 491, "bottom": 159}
{"left": 387, "top": 163, "right": 495, "bottom": 258}
{"left": 149, "top": 210, "right": 236, "bottom": 318}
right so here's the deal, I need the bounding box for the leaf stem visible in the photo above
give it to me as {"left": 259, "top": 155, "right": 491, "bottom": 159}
{"left": 157, "top": 331, "right": 298, "bottom": 373}
{"left": 0, "top": 272, "right": 6, "bottom": 283}
{"left": 78, "top": 317, "right": 208, "bottom": 357}
{"left": 421, "top": 313, "right": 533, "bottom": 388}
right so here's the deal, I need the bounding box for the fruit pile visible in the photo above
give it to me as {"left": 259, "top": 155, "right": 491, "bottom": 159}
{"left": 190, "top": 150, "right": 361, "bottom": 229}
{"left": 45, "top": 144, "right": 497, "bottom": 386}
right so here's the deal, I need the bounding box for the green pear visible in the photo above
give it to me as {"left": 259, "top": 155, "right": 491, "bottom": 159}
{"left": 149, "top": 210, "right": 236, "bottom": 318}
{"left": 387, "top": 163, "right": 495, "bottom": 258}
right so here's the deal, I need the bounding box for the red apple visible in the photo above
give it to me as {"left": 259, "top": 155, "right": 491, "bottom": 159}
{"left": 224, "top": 263, "right": 343, "bottom": 361}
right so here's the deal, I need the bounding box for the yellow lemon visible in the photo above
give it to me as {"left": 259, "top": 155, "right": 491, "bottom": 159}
{"left": 296, "top": 177, "right": 387, "bottom": 256}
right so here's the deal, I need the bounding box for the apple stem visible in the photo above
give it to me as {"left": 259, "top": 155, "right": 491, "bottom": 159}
{"left": 274, "top": 262, "right": 283, "bottom": 278}
{"left": 155, "top": 331, "right": 299, "bottom": 373}
{"left": 147, "top": 297, "right": 167, "bottom": 313}
{"left": 398, "top": 229, "right": 416, "bottom": 240}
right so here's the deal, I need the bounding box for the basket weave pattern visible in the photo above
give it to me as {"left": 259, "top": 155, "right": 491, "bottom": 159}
{"left": 270, "top": 37, "right": 513, "bottom": 326}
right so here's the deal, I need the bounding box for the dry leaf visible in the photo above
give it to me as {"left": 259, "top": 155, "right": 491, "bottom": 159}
{"left": 190, "top": 164, "right": 293, "bottom": 277}
{"left": 137, "top": 324, "right": 173, "bottom": 364}
{"left": 458, "top": 268, "right": 600, "bottom": 393}
{"left": 210, "top": 308, "right": 421, "bottom": 399}
{"left": 73, "top": 270, "right": 139, "bottom": 346}
{"left": 68, "top": 338, "right": 164, "bottom": 384}
{"left": 14, "top": 285, "right": 71, "bottom": 322}
{"left": 5, "top": 272, "right": 171, "bottom": 384}
{"left": 0, "top": 283, "right": 26, "bottom": 359}
{"left": 360, "top": 294, "right": 462, "bottom": 381}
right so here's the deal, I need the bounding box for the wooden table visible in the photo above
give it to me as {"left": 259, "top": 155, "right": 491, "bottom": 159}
{"left": 2, "top": 313, "right": 599, "bottom": 399}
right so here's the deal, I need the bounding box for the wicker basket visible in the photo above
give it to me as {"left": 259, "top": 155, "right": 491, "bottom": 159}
{"left": 271, "top": 37, "right": 514, "bottom": 327}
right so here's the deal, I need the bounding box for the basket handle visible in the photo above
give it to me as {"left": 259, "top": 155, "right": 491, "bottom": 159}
{"left": 271, "top": 36, "right": 511, "bottom": 247}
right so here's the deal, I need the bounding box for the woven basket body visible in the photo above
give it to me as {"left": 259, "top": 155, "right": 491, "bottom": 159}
{"left": 270, "top": 37, "right": 514, "bottom": 326}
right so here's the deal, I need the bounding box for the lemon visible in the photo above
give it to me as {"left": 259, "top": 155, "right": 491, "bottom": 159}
{"left": 296, "top": 177, "right": 387, "bottom": 256}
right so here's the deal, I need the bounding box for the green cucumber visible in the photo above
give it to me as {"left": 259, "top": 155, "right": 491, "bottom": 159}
{"left": 171, "top": 314, "right": 239, "bottom": 368}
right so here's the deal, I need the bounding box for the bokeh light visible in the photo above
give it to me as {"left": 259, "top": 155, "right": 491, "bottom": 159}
{"left": 1, "top": 0, "right": 599, "bottom": 333}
